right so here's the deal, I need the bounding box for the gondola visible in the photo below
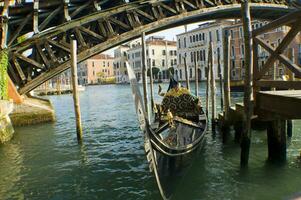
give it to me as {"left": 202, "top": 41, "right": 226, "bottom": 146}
{"left": 126, "top": 62, "right": 207, "bottom": 200}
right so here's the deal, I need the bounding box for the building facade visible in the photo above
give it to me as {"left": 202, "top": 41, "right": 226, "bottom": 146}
{"left": 78, "top": 54, "right": 114, "bottom": 85}
{"left": 225, "top": 20, "right": 301, "bottom": 81}
{"left": 127, "top": 36, "right": 177, "bottom": 82}
{"left": 176, "top": 20, "right": 233, "bottom": 81}
{"left": 114, "top": 44, "right": 130, "bottom": 83}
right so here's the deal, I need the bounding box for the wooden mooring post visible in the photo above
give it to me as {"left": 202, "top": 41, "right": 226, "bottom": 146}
{"left": 267, "top": 119, "right": 287, "bottom": 162}
{"left": 221, "top": 29, "right": 231, "bottom": 137}
{"left": 71, "top": 40, "right": 83, "bottom": 143}
{"left": 287, "top": 48, "right": 294, "bottom": 138}
{"left": 184, "top": 56, "right": 190, "bottom": 91}
{"left": 194, "top": 52, "right": 199, "bottom": 97}
{"left": 241, "top": 1, "right": 253, "bottom": 167}
{"left": 141, "top": 32, "right": 149, "bottom": 120}
{"left": 206, "top": 61, "right": 210, "bottom": 118}
{"left": 209, "top": 41, "right": 216, "bottom": 129}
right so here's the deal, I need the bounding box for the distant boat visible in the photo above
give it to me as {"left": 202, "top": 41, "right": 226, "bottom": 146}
{"left": 77, "top": 85, "right": 86, "bottom": 92}
{"left": 126, "top": 62, "right": 207, "bottom": 200}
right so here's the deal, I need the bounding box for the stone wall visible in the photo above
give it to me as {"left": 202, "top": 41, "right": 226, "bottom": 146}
{"left": 0, "top": 100, "right": 14, "bottom": 143}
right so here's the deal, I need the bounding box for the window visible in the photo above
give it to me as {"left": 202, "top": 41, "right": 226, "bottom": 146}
{"left": 231, "top": 46, "right": 235, "bottom": 57}
{"left": 197, "top": 51, "right": 200, "bottom": 61}
{"left": 193, "top": 35, "right": 195, "bottom": 42}
{"left": 202, "top": 33, "right": 205, "bottom": 41}
{"left": 241, "top": 44, "right": 245, "bottom": 55}
{"left": 216, "top": 30, "right": 220, "bottom": 42}
{"left": 162, "top": 59, "right": 165, "bottom": 67}
{"left": 191, "top": 52, "right": 193, "bottom": 62}
{"left": 162, "top": 50, "right": 166, "bottom": 55}
{"left": 231, "top": 60, "right": 235, "bottom": 69}
{"left": 239, "top": 27, "right": 243, "bottom": 38}
{"left": 174, "top": 50, "right": 177, "bottom": 55}
{"left": 209, "top": 31, "right": 212, "bottom": 42}
{"left": 152, "top": 49, "right": 155, "bottom": 55}
{"left": 179, "top": 54, "right": 181, "bottom": 64}
{"left": 184, "top": 37, "right": 186, "bottom": 48}
{"left": 200, "top": 50, "right": 203, "bottom": 61}
{"left": 230, "top": 30, "right": 234, "bottom": 38}
{"left": 92, "top": 61, "right": 95, "bottom": 67}
{"left": 179, "top": 69, "right": 182, "bottom": 79}
{"left": 189, "top": 68, "right": 192, "bottom": 78}
{"left": 103, "top": 61, "right": 105, "bottom": 67}
{"left": 199, "top": 34, "right": 202, "bottom": 41}
{"left": 178, "top": 39, "right": 181, "bottom": 48}
{"left": 146, "top": 49, "right": 149, "bottom": 56}
{"left": 170, "top": 50, "right": 173, "bottom": 56}
{"left": 174, "top": 59, "right": 177, "bottom": 65}
{"left": 152, "top": 60, "right": 155, "bottom": 67}
{"left": 171, "top": 60, "right": 173, "bottom": 66}
{"left": 190, "top": 36, "right": 192, "bottom": 43}
{"left": 196, "top": 34, "right": 199, "bottom": 41}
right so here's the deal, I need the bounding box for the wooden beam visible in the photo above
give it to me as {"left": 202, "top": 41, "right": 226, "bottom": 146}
{"left": 252, "top": 10, "right": 301, "bottom": 37}
{"left": 255, "top": 37, "right": 301, "bottom": 78}
{"left": 78, "top": 26, "right": 104, "bottom": 41}
{"left": 109, "top": 17, "right": 131, "bottom": 30}
{"left": 44, "top": 41, "right": 58, "bottom": 64}
{"left": 47, "top": 39, "right": 71, "bottom": 52}
{"left": 159, "top": 3, "right": 178, "bottom": 14}
{"left": 135, "top": 9, "right": 155, "bottom": 21}
{"left": 64, "top": 0, "right": 71, "bottom": 21}
{"left": 70, "top": 1, "right": 91, "bottom": 19}
{"left": 12, "top": 57, "right": 26, "bottom": 81}
{"left": 8, "top": 13, "right": 32, "bottom": 46}
{"left": 74, "top": 28, "right": 87, "bottom": 48}
{"left": 35, "top": 43, "right": 50, "bottom": 69}
{"left": 38, "top": 6, "right": 62, "bottom": 31}
{"left": 255, "top": 23, "right": 301, "bottom": 79}
{"left": 14, "top": 52, "right": 44, "bottom": 69}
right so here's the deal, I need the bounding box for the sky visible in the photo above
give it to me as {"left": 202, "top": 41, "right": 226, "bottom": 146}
{"left": 104, "top": 23, "right": 201, "bottom": 56}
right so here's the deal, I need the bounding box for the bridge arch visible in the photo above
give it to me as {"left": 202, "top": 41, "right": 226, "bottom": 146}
{"left": 3, "top": 1, "right": 296, "bottom": 94}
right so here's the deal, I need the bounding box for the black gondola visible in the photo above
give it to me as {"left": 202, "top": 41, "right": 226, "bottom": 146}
{"left": 126, "top": 62, "right": 207, "bottom": 200}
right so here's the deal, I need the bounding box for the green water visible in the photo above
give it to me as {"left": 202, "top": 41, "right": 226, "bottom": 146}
{"left": 0, "top": 83, "right": 301, "bottom": 200}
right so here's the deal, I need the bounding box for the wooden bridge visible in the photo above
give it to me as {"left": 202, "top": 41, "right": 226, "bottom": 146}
{"left": 1, "top": 0, "right": 301, "bottom": 166}
{"left": 0, "top": 0, "right": 298, "bottom": 94}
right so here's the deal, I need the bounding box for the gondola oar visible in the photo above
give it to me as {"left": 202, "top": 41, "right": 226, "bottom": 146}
{"left": 126, "top": 62, "right": 169, "bottom": 200}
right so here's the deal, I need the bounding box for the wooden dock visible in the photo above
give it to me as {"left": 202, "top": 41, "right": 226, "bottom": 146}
{"left": 256, "top": 90, "right": 301, "bottom": 120}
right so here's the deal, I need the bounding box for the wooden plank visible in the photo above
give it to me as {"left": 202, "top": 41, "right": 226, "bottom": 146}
{"left": 255, "top": 80, "right": 301, "bottom": 89}
{"left": 14, "top": 53, "right": 44, "bottom": 69}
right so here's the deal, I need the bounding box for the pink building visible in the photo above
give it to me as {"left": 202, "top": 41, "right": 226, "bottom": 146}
{"left": 81, "top": 54, "right": 114, "bottom": 84}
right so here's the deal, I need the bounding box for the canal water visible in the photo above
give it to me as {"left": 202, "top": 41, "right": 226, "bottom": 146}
{"left": 1, "top": 83, "right": 301, "bottom": 200}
